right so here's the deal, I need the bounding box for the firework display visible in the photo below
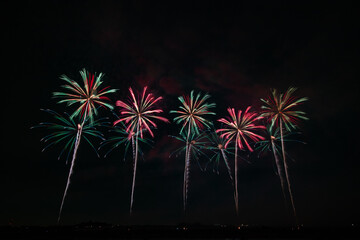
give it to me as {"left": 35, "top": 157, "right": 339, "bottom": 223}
{"left": 34, "top": 70, "right": 309, "bottom": 225}
{"left": 216, "top": 107, "right": 265, "bottom": 214}
{"left": 114, "top": 86, "right": 169, "bottom": 214}
{"left": 260, "top": 87, "right": 309, "bottom": 223}
{"left": 34, "top": 69, "right": 116, "bottom": 223}
{"left": 170, "top": 91, "right": 216, "bottom": 211}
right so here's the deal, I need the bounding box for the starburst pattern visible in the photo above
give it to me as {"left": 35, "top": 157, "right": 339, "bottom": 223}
{"left": 260, "top": 87, "right": 308, "bottom": 131}
{"left": 170, "top": 90, "right": 216, "bottom": 135}
{"left": 216, "top": 106, "right": 265, "bottom": 152}
{"left": 114, "top": 86, "right": 169, "bottom": 138}
{"left": 53, "top": 68, "right": 117, "bottom": 124}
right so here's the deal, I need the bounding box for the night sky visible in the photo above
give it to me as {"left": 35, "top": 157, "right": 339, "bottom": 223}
{"left": 3, "top": 1, "right": 359, "bottom": 227}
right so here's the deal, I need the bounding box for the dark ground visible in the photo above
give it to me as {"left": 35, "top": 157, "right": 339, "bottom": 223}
{"left": 1, "top": 223, "right": 360, "bottom": 239}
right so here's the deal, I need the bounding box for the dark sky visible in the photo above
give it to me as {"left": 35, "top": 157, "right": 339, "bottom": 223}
{"left": 3, "top": 0, "right": 359, "bottom": 226}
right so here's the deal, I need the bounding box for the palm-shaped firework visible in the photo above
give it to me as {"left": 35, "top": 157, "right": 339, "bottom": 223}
{"left": 53, "top": 69, "right": 117, "bottom": 124}
{"left": 260, "top": 87, "right": 308, "bottom": 223}
{"left": 170, "top": 90, "right": 216, "bottom": 211}
{"left": 37, "top": 69, "right": 116, "bottom": 223}
{"left": 206, "top": 130, "right": 234, "bottom": 185}
{"left": 216, "top": 106, "right": 265, "bottom": 215}
{"left": 114, "top": 86, "right": 168, "bottom": 214}
{"left": 32, "top": 109, "right": 106, "bottom": 223}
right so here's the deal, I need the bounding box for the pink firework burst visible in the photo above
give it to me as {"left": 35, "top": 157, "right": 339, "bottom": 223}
{"left": 114, "top": 86, "right": 168, "bottom": 214}
{"left": 216, "top": 106, "right": 265, "bottom": 215}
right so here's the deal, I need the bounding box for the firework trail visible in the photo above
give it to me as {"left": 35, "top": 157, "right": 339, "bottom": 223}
{"left": 170, "top": 132, "right": 208, "bottom": 166}
{"left": 261, "top": 87, "right": 308, "bottom": 223}
{"left": 58, "top": 123, "right": 81, "bottom": 223}
{"left": 170, "top": 91, "right": 215, "bottom": 211}
{"left": 270, "top": 135, "right": 286, "bottom": 207}
{"left": 170, "top": 131, "right": 208, "bottom": 208}
{"left": 216, "top": 106, "right": 265, "bottom": 215}
{"left": 256, "top": 127, "right": 286, "bottom": 206}
{"left": 206, "top": 131, "right": 234, "bottom": 186}
{"left": 50, "top": 69, "right": 116, "bottom": 222}
{"left": 114, "top": 86, "right": 168, "bottom": 214}
{"left": 256, "top": 126, "right": 306, "bottom": 207}
{"left": 31, "top": 109, "right": 106, "bottom": 223}
{"left": 99, "top": 117, "right": 152, "bottom": 161}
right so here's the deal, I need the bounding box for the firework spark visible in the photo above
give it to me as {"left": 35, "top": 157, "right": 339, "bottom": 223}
{"left": 216, "top": 106, "right": 265, "bottom": 214}
{"left": 170, "top": 131, "right": 208, "bottom": 169}
{"left": 32, "top": 109, "right": 106, "bottom": 223}
{"left": 206, "top": 130, "right": 234, "bottom": 185}
{"left": 170, "top": 90, "right": 215, "bottom": 211}
{"left": 38, "top": 69, "right": 116, "bottom": 223}
{"left": 170, "top": 91, "right": 216, "bottom": 135}
{"left": 53, "top": 68, "right": 117, "bottom": 124}
{"left": 99, "top": 116, "right": 152, "bottom": 160}
{"left": 260, "top": 87, "right": 309, "bottom": 223}
{"left": 114, "top": 86, "right": 168, "bottom": 214}
{"left": 260, "top": 88, "right": 308, "bottom": 132}
{"left": 255, "top": 126, "right": 304, "bottom": 207}
{"left": 170, "top": 131, "right": 208, "bottom": 211}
